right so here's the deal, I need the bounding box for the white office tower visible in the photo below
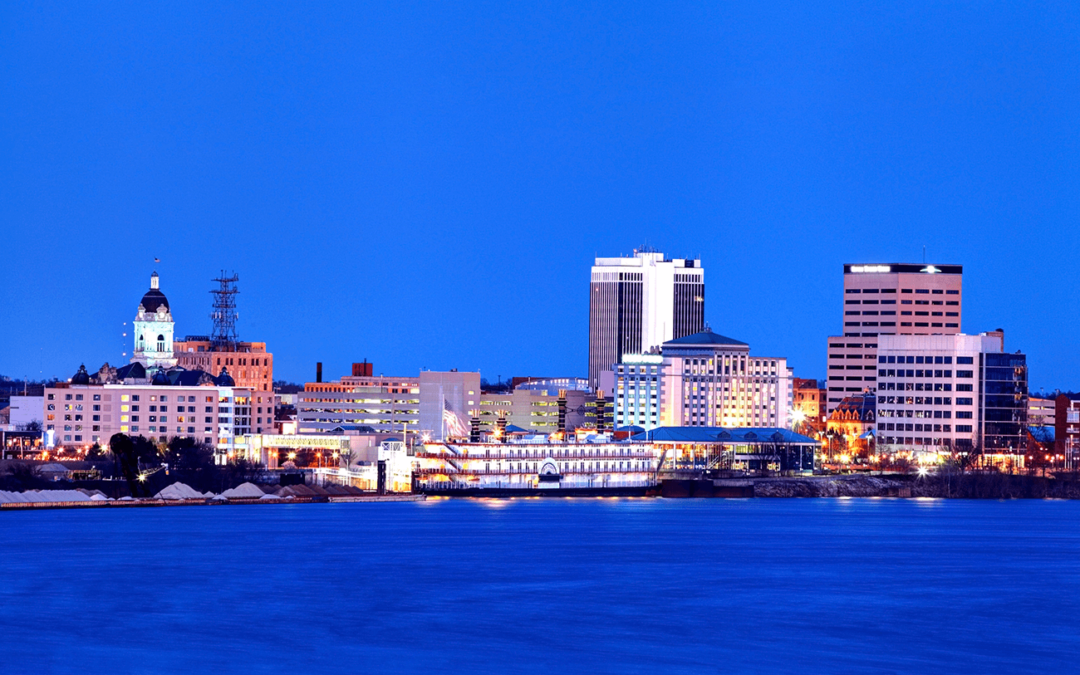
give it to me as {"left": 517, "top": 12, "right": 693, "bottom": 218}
{"left": 588, "top": 249, "right": 704, "bottom": 391}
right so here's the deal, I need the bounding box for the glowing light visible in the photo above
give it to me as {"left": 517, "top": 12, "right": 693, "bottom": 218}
{"left": 918, "top": 467, "right": 929, "bottom": 477}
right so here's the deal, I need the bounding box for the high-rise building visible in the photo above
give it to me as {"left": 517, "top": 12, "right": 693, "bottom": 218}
{"left": 825, "top": 263, "right": 963, "bottom": 412}
{"left": 613, "top": 328, "right": 793, "bottom": 430}
{"left": 875, "top": 332, "right": 1027, "bottom": 460}
{"left": 588, "top": 249, "right": 704, "bottom": 390}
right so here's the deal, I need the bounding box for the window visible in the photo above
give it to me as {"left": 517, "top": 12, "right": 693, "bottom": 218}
{"left": 957, "top": 370, "right": 973, "bottom": 378}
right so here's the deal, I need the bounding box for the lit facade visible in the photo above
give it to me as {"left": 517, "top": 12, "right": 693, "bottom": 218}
{"left": 588, "top": 249, "right": 704, "bottom": 389}
{"left": 875, "top": 332, "right": 1027, "bottom": 458}
{"left": 614, "top": 329, "right": 793, "bottom": 430}
{"left": 474, "top": 388, "right": 591, "bottom": 434}
{"left": 826, "top": 264, "right": 963, "bottom": 412}
{"left": 792, "top": 378, "right": 827, "bottom": 434}
{"left": 297, "top": 370, "right": 480, "bottom": 440}
{"left": 43, "top": 382, "right": 271, "bottom": 459}
{"left": 415, "top": 440, "right": 662, "bottom": 491}
{"left": 132, "top": 272, "right": 177, "bottom": 369}
{"left": 1027, "top": 397, "right": 1055, "bottom": 427}
{"left": 297, "top": 375, "right": 422, "bottom": 434}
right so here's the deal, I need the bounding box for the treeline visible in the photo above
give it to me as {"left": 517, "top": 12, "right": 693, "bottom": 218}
{"left": 108, "top": 434, "right": 262, "bottom": 497}
{"left": 0, "top": 435, "right": 261, "bottom": 497}
{"left": 911, "top": 471, "right": 1080, "bottom": 499}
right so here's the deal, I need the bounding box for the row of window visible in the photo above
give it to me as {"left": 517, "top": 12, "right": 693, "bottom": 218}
{"left": 879, "top": 382, "right": 974, "bottom": 392}
{"left": 882, "top": 423, "right": 955, "bottom": 432}
{"left": 878, "top": 369, "right": 973, "bottom": 378}
{"left": 846, "top": 299, "right": 960, "bottom": 305}
{"left": 48, "top": 392, "right": 217, "bottom": 403}
{"left": 844, "top": 322, "right": 960, "bottom": 328}
{"left": 845, "top": 310, "right": 959, "bottom": 316}
{"left": 880, "top": 409, "right": 972, "bottom": 419}
{"left": 845, "top": 288, "right": 960, "bottom": 295}
{"left": 879, "top": 396, "right": 973, "bottom": 405}
{"left": 882, "top": 355, "right": 974, "bottom": 364}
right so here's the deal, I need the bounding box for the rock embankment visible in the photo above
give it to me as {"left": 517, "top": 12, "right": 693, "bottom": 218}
{"left": 752, "top": 475, "right": 906, "bottom": 498}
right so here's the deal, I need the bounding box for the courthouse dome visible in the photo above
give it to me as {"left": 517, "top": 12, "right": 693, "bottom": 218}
{"left": 139, "top": 272, "right": 170, "bottom": 313}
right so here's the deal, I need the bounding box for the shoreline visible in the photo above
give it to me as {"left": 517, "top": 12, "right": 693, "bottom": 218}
{"left": 0, "top": 494, "right": 426, "bottom": 510}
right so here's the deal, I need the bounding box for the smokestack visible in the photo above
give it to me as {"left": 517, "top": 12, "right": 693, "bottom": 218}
{"left": 316, "top": 362, "right": 323, "bottom": 383}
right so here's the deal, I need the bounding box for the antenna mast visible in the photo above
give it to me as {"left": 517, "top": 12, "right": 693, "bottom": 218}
{"left": 210, "top": 271, "right": 240, "bottom": 351}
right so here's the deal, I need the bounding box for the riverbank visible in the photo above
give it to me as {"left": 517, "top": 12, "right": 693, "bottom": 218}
{"left": 670, "top": 473, "right": 1080, "bottom": 499}
{"left": 0, "top": 487, "right": 425, "bottom": 510}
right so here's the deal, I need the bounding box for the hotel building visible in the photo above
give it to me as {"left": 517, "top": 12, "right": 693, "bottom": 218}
{"left": 614, "top": 329, "right": 793, "bottom": 430}
{"left": 875, "top": 332, "right": 1027, "bottom": 457}
{"left": 826, "top": 263, "right": 963, "bottom": 412}
{"left": 588, "top": 249, "right": 705, "bottom": 390}
{"left": 44, "top": 378, "right": 263, "bottom": 461}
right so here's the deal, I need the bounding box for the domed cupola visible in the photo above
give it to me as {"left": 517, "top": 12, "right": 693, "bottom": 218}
{"left": 139, "top": 272, "right": 170, "bottom": 314}
{"left": 71, "top": 364, "right": 91, "bottom": 385}
{"left": 132, "top": 271, "right": 178, "bottom": 369}
{"left": 215, "top": 367, "right": 235, "bottom": 387}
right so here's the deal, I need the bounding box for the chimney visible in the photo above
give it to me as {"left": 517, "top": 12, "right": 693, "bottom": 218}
{"left": 316, "top": 362, "right": 323, "bottom": 383}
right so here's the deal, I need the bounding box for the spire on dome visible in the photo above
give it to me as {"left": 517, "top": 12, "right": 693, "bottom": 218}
{"left": 139, "top": 274, "right": 170, "bottom": 314}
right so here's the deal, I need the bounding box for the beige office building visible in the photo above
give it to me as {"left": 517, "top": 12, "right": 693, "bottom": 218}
{"left": 826, "top": 264, "right": 963, "bottom": 413}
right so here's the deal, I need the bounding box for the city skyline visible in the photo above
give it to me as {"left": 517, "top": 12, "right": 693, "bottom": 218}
{"left": 2, "top": 3, "right": 1078, "bottom": 390}
{"left": 0, "top": 253, "right": 1069, "bottom": 393}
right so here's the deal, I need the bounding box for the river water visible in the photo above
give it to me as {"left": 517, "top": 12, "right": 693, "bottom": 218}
{"left": 2, "top": 498, "right": 1078, "bottom": 674}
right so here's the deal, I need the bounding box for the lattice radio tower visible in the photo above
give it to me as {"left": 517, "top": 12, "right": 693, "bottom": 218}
{"left": 210, "top": 271, "right": 240, "bottom": 350}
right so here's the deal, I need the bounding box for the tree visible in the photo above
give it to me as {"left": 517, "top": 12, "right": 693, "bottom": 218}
{"left": 161, "top": 437, "right": 216, "bottom": 492}
{"left": 218, "top": 458, "right": 262, "bottom": 492}
{"left": 110, "top": 433, "right": 145, "bottom": 497}
{"left": 85, "top": 443, "right": 107, "bottom": 460}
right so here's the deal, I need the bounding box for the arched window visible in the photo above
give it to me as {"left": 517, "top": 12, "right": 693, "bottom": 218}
{"left": 157, "top": 334, "right": 166, "bottom": 352}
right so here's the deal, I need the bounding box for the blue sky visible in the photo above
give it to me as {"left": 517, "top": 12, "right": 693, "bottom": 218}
{"left": 1, "top": 2, "right": 1077, "bottom": 391}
